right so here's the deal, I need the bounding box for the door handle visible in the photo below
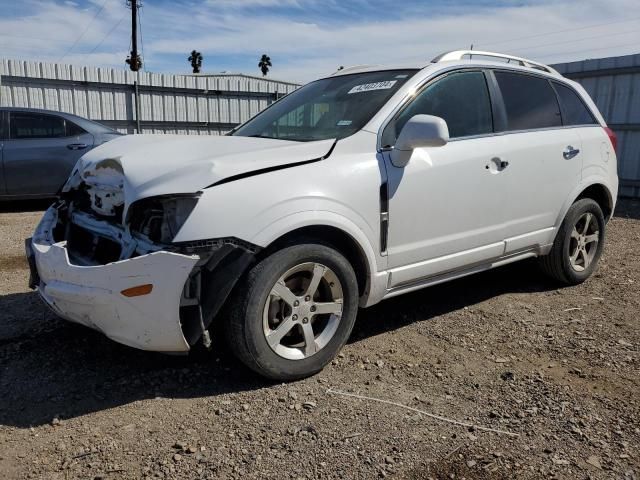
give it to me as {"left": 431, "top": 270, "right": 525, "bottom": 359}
{"left": 486, "top": 157, "right": 509, "bottom": 172}
{"left": 67, "top": 143, "right": 88, "bottom": 150}
{"left": 563, "top": 145, "right": 580, "bottom": 160}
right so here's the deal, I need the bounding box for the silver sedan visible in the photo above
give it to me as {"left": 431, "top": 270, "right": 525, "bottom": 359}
{"left": 0, "top": 107, "right": 122, "bottom": 200}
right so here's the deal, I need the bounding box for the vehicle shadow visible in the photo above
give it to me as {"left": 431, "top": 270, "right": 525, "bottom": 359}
{"left": 0, "top": 259, "right": 559, "bottom": 429}
{"left": 0, "top": 289, "right": 274, "bottom": 429}
{"left": 350, "top": 258, "right": 557, "bottom": 342}
{"left": 614, "top": 198, "right": 640, "bottom": 221}
{"left": 0, "top": 199, "right": 53, "bottom": 213}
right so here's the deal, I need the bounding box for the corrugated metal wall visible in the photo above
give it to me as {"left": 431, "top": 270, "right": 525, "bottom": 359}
{"left": 0, "top": 59, "right": 300, "bottom": 135}
{"left": 553, "top": 53, "right": 640, "bottom": 198}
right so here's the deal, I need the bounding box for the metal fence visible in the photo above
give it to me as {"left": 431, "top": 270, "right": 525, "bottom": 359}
{"left": 0, "top": 59, "right": 300, "bottom": 135}
{"left": 553, "top": 53, "right": 640, "bottom": 198}
{"left": 3, "top": 56, "right": 638, "bottom": 196}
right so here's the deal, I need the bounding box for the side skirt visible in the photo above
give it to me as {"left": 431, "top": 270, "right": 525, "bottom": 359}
{"left": 381, "top": 249, "right": 539, "bottom": 301}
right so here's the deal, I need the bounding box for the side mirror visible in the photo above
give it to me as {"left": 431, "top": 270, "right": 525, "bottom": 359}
{"left": 390, "top": 114, "right": 449, "bottom": 167}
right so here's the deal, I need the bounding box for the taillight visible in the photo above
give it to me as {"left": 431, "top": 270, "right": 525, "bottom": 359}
{"left": 604, "top": 127, "right": 617, "bottom": 153}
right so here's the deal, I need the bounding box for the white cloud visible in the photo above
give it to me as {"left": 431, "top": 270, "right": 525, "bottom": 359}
{"left": 0, "top": 0, "right": 638, "bottom": 83}
{"left": 204, "top": 0, "right": 304, "bottom": 6}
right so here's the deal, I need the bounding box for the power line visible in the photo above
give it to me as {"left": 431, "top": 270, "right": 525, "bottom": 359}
{"left": 477, "top": 16, "right": 640, "bottom": 48}
{"left": 511, "top": 29, "right": 638, "bottom": 54}
{"left": 58, "top": 0, "right": 110, "bottom": 62}
{"left": 536, "top": 41, "right": 640, "bottom": 60}
{"left": 82, "top": 12, "right": 128, "bottom": 62}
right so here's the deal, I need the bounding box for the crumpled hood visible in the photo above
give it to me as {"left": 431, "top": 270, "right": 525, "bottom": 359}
{"left": 67, "top": 134, "right": 335, "bottom": 210}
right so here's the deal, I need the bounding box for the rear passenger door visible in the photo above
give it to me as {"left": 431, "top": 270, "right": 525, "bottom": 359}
{"left": 3, "top": 112, "right": 94, "bottom": 197}
{"left": 551, "top": 80, "right": 602, "bottom": 186}
{"left": 491, "top": 71, "right": 583, "bottom": 254}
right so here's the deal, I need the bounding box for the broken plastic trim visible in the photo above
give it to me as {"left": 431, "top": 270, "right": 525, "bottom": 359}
{"left": 172, "top": 236, "right": 260, "bottom": 255}
{"left": 126, "top": 192, "right": 202, "bottom": 244}
{"left": 179, "top": 239, "right": 261, "bottom": 347}
{"left": 204, "top": 139, "right": 338, "bottom": 189}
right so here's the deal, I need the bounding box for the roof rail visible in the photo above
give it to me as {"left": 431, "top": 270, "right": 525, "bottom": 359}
{"left": 432, "top": 50, "right": 559, "bottom": 75}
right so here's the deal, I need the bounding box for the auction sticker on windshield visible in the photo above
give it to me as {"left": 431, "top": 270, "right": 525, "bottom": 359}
{"left": 348, "top": 80, "right": 397, "bottom": 94}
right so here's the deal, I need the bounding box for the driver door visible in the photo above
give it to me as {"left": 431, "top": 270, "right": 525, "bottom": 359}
{"left": 382, "top": 70, "right": 508, "bottom": 287}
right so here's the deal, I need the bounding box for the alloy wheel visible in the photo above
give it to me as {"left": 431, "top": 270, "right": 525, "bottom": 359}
{"left": 568, "top": 212, "right": 600, "bottom": 272}
{"left": 262, "top": 262, "right": 344, "bottom": 360}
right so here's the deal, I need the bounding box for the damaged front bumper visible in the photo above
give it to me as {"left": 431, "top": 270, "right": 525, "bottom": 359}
{"left": 27, "top": 205, "right": 200, "bottom": 353}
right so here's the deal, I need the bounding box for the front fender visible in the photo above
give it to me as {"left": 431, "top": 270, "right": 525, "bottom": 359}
{"left": 253, "top": 209, "right": 381, "bottom": 267}
{"left": 251, "top": 210, "right": 387, "bottom": 307}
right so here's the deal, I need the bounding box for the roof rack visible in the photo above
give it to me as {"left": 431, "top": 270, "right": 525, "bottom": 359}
{"left": 432, "top": 50, "right": 559, "bottom": 75}
{"left": 330, "top": 64, "right": 380, "bottom": 75}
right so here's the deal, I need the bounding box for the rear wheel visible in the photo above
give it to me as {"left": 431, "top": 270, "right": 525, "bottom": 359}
{"left": 539, "top": 198, "right": 605, "bottom": 285}
{"left": 224, "top": 243, "right": 359, "bottom": 381}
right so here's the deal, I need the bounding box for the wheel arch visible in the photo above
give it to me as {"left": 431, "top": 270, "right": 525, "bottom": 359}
{"left": 557, "top": 181, "right": 615, "bottom": 229}
{"left": 575, "top": 183, "right": 614, "bottom": 221}
{"left": 259, "top": 224, "right": 372, "bottom": 302}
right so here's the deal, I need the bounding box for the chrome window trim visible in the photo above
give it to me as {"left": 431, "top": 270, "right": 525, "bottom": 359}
{"left": 376, "top": 65, "right": 601, "bottom": 152}
{"left": 376, "top": 66, "right": 485, "bottom": 151}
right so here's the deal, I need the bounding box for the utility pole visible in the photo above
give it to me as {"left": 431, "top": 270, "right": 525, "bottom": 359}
{"left": 125, "top": 0, "right": 142, "bottom": 71}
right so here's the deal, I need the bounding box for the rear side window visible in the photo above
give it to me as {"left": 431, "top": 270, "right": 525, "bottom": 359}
{"left": 552, "top": 82, "right": 597, "bottom": 126}
{"left": 383, "top": 70, "right": 493, "bottom": 145}
{"left": 10, "top": 113, "right": 66, "bottom": 139}
{"left": 66, "top": 120, "right": 87, "bottom": 136}
{"left": 494, "top": 71, "right": 561, "bottom": 131}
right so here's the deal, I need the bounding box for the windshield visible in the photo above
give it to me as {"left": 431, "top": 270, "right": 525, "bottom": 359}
{"left": 232, "top": 69, "right": 418, "bottom": 142}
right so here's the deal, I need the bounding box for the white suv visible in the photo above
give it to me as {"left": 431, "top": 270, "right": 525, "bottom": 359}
{"left": 27, "top": 51, "right": 618, "bottom": 380}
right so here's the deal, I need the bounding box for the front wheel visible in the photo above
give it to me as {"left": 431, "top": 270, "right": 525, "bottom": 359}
{"left": 224, "top": 243, "right": 359, "bottom": 381}
{"left": 539, "top": 198, "right": 606, "bottom": 285}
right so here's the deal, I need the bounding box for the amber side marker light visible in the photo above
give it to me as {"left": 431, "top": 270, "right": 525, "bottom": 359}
{"left": 121, "top": 284, "right": 154, "bottom": 297}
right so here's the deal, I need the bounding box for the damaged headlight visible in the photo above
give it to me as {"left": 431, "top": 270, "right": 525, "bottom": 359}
{"left": 127, "top": 193, "right": 200, "bottom": 244}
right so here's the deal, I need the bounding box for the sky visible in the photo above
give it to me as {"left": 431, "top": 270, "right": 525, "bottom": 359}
{"left": 0, "top": 0, "right": 638, "bottom": 84}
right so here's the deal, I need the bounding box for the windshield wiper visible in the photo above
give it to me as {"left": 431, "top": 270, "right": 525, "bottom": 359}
{"left": 245, "top": 134, "right": 309, "bottom": 142}
{"left": 247, "top": 134, "right": 280, "bottom": 140}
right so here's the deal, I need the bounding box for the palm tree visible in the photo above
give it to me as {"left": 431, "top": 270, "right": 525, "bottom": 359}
{"left": 188, "top": 50, "right": 203, "bottom": 74}
{"left": 258, "top": 54, "right": 272, "bottom": 76}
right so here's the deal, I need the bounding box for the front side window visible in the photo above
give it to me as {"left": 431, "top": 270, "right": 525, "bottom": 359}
{"left": 232, "top": 70, "right": 418, "bottom": 142}
{"left": 552, "top": 82, "right": 597, "bottom": 126}
{"left": 10, "top": 113, "right": 66, "bottom": 139}
{"left": 494, "top": 71, "right": 561, "bottom": 131}
{"left": 382, "top": 70, "right": 493, "bottom": 147}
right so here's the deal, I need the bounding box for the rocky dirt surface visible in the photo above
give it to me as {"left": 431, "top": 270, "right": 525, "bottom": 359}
{"left": 0, "top": 199, "right": 638, "bottom": 480}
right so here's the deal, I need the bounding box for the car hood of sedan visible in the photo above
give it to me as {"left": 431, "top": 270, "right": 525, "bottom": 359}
{"left": 65, "top": 134, "right": 336, "bottom": 208}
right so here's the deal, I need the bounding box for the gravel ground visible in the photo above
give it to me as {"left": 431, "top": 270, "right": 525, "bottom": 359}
{"left": 0, "top": 199, "right": 638, "bottom": 480}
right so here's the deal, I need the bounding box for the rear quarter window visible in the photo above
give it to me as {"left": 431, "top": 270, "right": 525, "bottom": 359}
{"left": 494, "top": 71, "right": 561, "bottom": 131}
{"left": 66, "top": 120, "right": 87, "bottom": 136}
{"left": 552, "top": 82, "right": 597, "bottom": 126}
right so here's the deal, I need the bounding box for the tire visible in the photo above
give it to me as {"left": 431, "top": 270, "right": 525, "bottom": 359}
{"left": 224, "top": 243, "right": 359, "bottom": 381}
{"left": 539, "top": 198, "right": 605, "bottom": 285}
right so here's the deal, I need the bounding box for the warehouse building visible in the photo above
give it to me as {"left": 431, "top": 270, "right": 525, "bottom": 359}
{"left": 0, "top": 59, "right": 300, "bottom": 135}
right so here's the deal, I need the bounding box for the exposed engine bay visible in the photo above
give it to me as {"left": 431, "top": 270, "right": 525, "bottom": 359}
{"left": 40, "top": 174, "right": 260, "bottom": 351}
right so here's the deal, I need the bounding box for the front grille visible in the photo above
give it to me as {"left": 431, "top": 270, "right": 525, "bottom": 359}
{"left": 67, "top": 223, "right": 123, "bottom": 265}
